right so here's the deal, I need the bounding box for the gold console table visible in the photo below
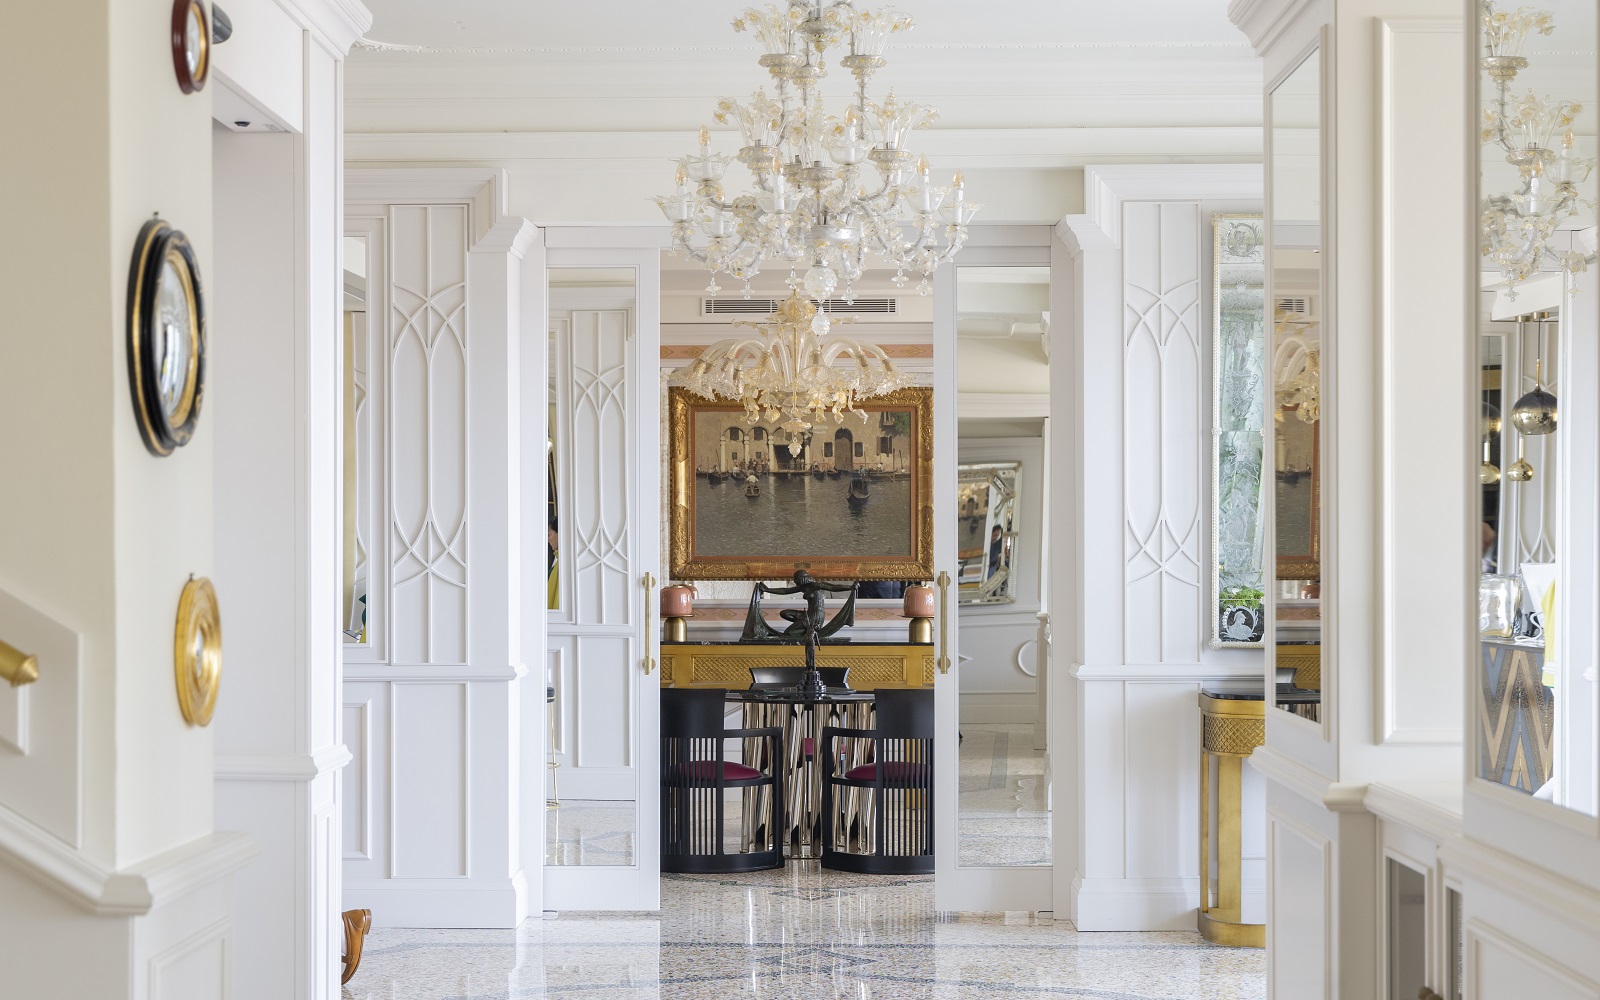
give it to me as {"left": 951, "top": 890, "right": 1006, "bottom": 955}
{"left": 660, "top": 641, "right": 934, "bottom": 690}
{"left": 1199, "top": 689, "right": 1266, "bottom": 948}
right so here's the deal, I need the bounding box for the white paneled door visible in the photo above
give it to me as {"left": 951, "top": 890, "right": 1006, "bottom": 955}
{"left": 543, "top": 244, "right": 662, "bottom": 911}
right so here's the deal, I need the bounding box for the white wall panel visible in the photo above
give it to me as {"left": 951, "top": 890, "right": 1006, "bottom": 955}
{"left": 1125, "top": 682, "right": 1201, "bottom": 879}
{"left": 564, "top": 309, "right": 635, "bottom": 628}
{"left": 1122, "top": 202, "right": 1205, "bottom": 666}
{"left": 342, "top": 701, "right": 371, "bottom": 860}
{"left": 389, "top": 204, "right": 471, "bottom": 665}
{"left": 0, "top": 586, "right": 79, "bottom": 843}
{"left": 1270, "top": 814, "right": 1331, "bottom": 1000}
{"left": 392, "top": 682, "right": 469, "bottom": 878}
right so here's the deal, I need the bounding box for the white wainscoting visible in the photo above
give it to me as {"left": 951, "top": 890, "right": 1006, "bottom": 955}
{"left": 343, "top": 170, "right": 538, "bottom": 929}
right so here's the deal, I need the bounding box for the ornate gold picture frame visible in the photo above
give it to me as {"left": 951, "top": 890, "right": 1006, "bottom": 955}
{"left": 668, "top": 386, "right": 934, "bottom": 581}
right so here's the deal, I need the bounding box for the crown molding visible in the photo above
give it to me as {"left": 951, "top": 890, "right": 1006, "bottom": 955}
{"left": 1228, "top": 0, "right": 1323, "bottom": 55}
{"left": 472, "top": 218, "right": 542, "bottom": 260}
{"left": 346, "top": 168, "right": 509, "bottom": 240}
{"left": 1055, "top": 163, "right": 1263, "bottom": 252}
{"left": 279, "top": 0, "right": 374, "bottom": 56}
{"left": 0, "top": 805, "right": 257, "bottom": 916}
{"left": 345, "top": 128, "right": 1264, "bottom": 172}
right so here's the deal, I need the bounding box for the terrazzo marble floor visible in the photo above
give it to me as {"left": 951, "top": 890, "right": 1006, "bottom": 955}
{"left": 344, "top": 863, "right": 1264, "bottom": 1000}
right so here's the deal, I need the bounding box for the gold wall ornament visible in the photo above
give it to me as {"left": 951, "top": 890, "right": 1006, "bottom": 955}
{"left": 0, "top": 639, "right": 39, "bottom": 687}
{"left": 174, "top": 576, "right": 222, "bottom": 726}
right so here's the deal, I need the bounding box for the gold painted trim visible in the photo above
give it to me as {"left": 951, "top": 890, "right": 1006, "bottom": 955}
{"left": 667, "top": 386, "right": 935, "bottom": 581}
{"left": 129, "top": 222, "right": 168, "bottom": 456}
{"left": 1198, "top": 910, "right": 1265, "bottom": 948}
{"left": 174, "top": 576, "right": 222, "bottom": 726}
{"left": 162, "top": 244, "right": 202, "bottom": 428}
{"left": 642, "top": 572, "right": 656, "bottom": 675}
{"left": 0, "top": 639, "right": 39, "bottom": 688}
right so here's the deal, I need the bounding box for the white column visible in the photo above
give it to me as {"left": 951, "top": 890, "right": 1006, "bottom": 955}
{"left": 342, "top": 171, "right": 536, "bottom": 930}
{"left": 1056, "top": 166, "right": 1264, "bottom": 931}
{"left": 210, "top": 1, "right": 369, "bottom": 996}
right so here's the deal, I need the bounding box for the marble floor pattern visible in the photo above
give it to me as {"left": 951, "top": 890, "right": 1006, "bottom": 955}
{"left": 344, "top": 863, "right": 1264, "bottom": 1000}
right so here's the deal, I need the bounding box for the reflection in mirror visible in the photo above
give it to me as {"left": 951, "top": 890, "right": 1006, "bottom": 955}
{"left": 955, "top": 264, "right": 1051, "bottom": 867}
{"left": 1212, "top": 216, "right": 1267, "bottom": 648}
{"left": 1269, "top": 51, "right": 1324, "bottom": 722}
{"left": 957, "top": 463, "right": 1020, "bottom": 606}
{"left": 547, "top": 266, "right": 642, "bottom": 865}
{"left": 342, "top": 235, "right": 369, "bottom": 642}
{"left": 1387, "top": 860, "right": 1427, "bottom": 1000}
{"left": 1474, "top": 0, "right": 1597, "bottom": 816}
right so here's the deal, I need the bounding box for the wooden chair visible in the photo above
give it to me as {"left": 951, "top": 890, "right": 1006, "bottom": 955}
{"left": 661, "top": 688, "right": 785, "bottom": 873}
{"left": 820, "top": 688, "right": 934, "bottom": 874}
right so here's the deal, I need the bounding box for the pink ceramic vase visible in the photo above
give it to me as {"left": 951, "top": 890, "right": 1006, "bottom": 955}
{"left": 902, "top": 584, "right": 935, "bottom": 618}
{"left": 660, "top": 584, "right": 697, "bottom": 618}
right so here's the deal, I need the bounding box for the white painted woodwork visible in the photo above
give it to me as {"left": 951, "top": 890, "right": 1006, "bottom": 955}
{"left": 342, "top": 170, "right": 538, "bottom": 928}
{"left": 541, "top": 242, "right": 662, "bottom": 913}
{"left": 1055, "top": 165, "right": 1264, "bottom": 929}
{"left": 209, "top": 3, "right": 371, "bottom": 995}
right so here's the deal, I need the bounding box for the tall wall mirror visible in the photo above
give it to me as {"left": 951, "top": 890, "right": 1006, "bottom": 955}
{"left": 546, "top": 266, "right": 644, "bottom": 865}
{"left": 1474, "top": 0, "right": 1597, "bottom": 815}
{"left": 1211, "top": 215, "right": 1267, "bottom": 648}
{"left": 1268, "top": 49, "right": 1324, "bottom": 724}
{"left": 955, "top": 264, "right": 1051, "bottom": 868}
{"left": 342, "top": 235, "right": 371, "bottom": 644}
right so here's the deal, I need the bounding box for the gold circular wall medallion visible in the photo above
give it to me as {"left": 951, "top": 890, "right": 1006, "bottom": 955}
{"left": 174, "top": 576, "right": 221, "bottom": 726}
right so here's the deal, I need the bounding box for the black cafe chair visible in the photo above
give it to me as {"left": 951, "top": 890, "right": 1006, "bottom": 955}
{"left": 820, "top": 687, "right": 934, "bottom": 874}
{"left": 661, "top": 688, "right": 784, "bottom": 873}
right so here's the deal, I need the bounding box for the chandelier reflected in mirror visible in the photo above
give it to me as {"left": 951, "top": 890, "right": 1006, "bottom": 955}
{"left": 1479, "top": 2, "right": 1596, "bottom": 295}
{"left": 663, "top": 0, "right": 975, "bottom": 429}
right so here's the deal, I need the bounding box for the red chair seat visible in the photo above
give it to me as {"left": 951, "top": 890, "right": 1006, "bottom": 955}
{"left": 844, "top": 762, "right": 930, "bottom": 783}
{"left": 669, "top": 760, "right": 763, "bottom": 783}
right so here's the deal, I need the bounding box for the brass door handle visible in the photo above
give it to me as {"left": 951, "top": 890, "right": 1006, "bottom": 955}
{"left": 642, "top": 572, "right": 656, "bottom": 675}
{"left": 935, "top": 571, "right": 951, "bottom": 675}
{"left": 0, "top": 639, "right": 39, "bottom": 687}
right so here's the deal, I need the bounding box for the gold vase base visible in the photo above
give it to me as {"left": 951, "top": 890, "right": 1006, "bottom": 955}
{"left": 663, "top": 616, "right": 688, "bottom": 642}
{"left": 907, "top": 616, "right": 933, "bottom": 644}
{"left": 1198, "top": 909, "right": 1264, "bottom": 948}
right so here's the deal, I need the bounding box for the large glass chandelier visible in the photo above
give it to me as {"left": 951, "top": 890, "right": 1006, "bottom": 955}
{"left": 674, "top": 288, "right": 910, "bottom": 432}
{"left": 656, "top": 1, "right": 979, "bottom": 301}
{"left": 1479, "top": 2, "right": 1596, "bottom": 295}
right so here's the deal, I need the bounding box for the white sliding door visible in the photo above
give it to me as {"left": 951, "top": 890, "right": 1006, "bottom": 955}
{"left": 543, "top": 244, "right": 662, "bottom": 910}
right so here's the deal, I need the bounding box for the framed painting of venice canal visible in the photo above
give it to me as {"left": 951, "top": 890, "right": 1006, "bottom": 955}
{"left": 668, "top": 386, "right": 934, "bottom": 581}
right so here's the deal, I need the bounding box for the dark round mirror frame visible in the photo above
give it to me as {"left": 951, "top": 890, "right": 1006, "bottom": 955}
{"left": 126, "top": 217, "right": 207, "bottom": 457}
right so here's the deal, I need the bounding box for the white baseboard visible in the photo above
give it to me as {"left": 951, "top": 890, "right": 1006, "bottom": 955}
{"left": 344, "top": 871, "right": 528, "bottom": 928}
{"left": 1072, "top": 875, "right": 1198, "bottom": 931}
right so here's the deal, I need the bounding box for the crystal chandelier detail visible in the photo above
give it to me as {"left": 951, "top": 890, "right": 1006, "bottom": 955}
{"left": 674, "top": 288, "right": 910, "bottom": 432}
{"left": 1479, "top": 2, "right": 1597, "bottom": 295}
{"left": 656, "top": 1, "right": 979, "bottom": 301}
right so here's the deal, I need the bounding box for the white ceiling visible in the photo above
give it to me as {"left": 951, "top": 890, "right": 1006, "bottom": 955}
{"left": 346, "top": 1, "right": 1263, "bottom": 148}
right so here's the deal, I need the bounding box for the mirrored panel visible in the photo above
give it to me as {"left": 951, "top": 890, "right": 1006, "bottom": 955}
{"left": 1386, "top": 860, "right": 1428, "bottom": 1000}
{"left": 1474, "top": 0, "right": 1597, "bottom": 816}
{"left": 955, "top": 264, "right": 1051, "bottom": 868}
{"left": 1211, "top": 215, "right": 1268, "bottom": 648}
{"left": 958, "top": 463, "right": 1020, "bottom": 607}
{"left": 1269, "top": 50, "right": 1324, "bottom": 723}
{"left": 546, "top": 266, "right": 643, "bottom": 865}
{"left": 342, "top": 235, "right": 370, "bottom": 642}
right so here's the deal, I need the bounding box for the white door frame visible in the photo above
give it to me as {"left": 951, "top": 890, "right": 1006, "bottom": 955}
{"left": 933, "top": 232, "right": 1057, "bottom": 912}
{"left": 542, "top": 242, "right": 664, "bottom": 911}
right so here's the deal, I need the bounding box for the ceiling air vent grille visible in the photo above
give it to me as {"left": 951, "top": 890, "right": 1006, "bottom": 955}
{"left": 702, "top": 297, "right": 898, "bottom": 316}
{"left": 1276, "top": 296, "right": 1310, "bottom": 316}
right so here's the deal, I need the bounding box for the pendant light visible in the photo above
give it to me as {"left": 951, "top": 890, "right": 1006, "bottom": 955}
{"left": 1510, "top": 312, "right": 1558, "bottom": 436}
